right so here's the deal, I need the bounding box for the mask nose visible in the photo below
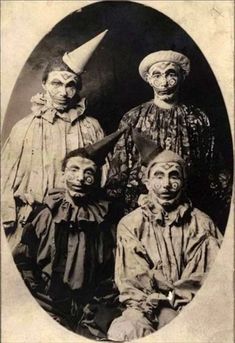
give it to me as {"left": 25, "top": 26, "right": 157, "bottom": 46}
{"left": 162, "top": 176, "right": 171, "bottom": 189}
{"left": 74, "top": 170, "right": 84, "bottom": 184}
{"left": 59, "top": 85, "right": 67, "bottom": 97}
{"left": 159, "top": 75, "right": 168, "bottom": 87}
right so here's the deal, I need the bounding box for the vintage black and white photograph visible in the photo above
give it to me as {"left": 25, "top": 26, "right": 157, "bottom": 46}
{"left": 1, "top": 1, "right": 234, "bottom": 342}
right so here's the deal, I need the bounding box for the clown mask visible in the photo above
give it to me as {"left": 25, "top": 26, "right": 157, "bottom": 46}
{"left": 63, "top": 156, "right": 98, "bottom": 199}
{"left": 145, "top": 161, "right": 184, "bottom": 209}
{"left": 43, "top": 70, "right": 79, "bottom": 111}
{"left": 146, "top": 62, "right": 183, "bottom": 104}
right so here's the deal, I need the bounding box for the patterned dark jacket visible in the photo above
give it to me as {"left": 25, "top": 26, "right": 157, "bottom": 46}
{"left": 106, "top": 100, "right": 215, "bottom": 212}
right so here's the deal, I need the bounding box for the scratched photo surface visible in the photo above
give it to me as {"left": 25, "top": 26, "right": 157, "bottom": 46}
{"left": 1, "top": 1, "right": 234, "bottom": 343}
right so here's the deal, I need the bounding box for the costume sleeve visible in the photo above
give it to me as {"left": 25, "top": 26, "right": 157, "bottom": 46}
{"left": 96, "top": 121, "right": 105, "bottom": 141}
{"left": 13, "top": 208, "right": 53, "bottom": 260}
{"left": 93, "top": 118, "right": 109, "bottom": 187}
{"left": 170, "top": 218, "right": 221, "bottom": 308}
{"left": 84, "top": 116, "right": 112, "bottom": 187}
{"left": 1, "top": 123, "right": 27, "bottom": 223}
{"left": 105, "top": 113, "right": 131, "bottom": 199}
{"left": 115, "top": 220, "right": 155, "bottom": 313}
{"left": 30, "top": 208, "right": 54, "bottom": 271}
{"left": 198, "top": 109, "right": 215, "bottom": 171}
{"left": 187, "top": 107, "right": 214, "bottom": 174}
{"left": 109, "top": 220, "right": 162, "bottom": 341}
{"left": 2, "top": 115, "right": 36, "bottom": 223}
{"left": 12, "top": 207, "right": 53, "bottom": 292}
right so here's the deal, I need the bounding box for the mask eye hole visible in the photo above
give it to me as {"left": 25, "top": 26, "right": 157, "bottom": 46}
{"left": 85, "top": 175, "right": 94, "bottom": 185}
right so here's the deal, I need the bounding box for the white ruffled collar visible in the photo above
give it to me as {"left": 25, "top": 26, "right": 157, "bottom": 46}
{"left": 30, "top": 92, "right": 87, "bottom": 124}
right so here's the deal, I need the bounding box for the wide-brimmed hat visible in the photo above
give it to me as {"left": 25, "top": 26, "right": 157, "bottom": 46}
{"left": 139, "top": 50, "right": 190, "bottom": 81}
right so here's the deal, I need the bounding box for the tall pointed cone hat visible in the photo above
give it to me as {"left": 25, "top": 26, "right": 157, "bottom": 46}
{"left": 132, "top": 129, "right": 163, "bottom": 166}
{"left": 63, "top": 29, "right": 108, "bottom": 74}
{"left": 85, "top": 124, "right": 129, "bottom": 166}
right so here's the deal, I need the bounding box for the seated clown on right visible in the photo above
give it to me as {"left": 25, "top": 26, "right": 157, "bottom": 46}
{"left": 108, "top": 130, "right": 222, "bottom": 341}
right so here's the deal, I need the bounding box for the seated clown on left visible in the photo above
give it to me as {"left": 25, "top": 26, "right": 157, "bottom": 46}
{"left": 12, "top": 128, "right": 127, "bottom": 339}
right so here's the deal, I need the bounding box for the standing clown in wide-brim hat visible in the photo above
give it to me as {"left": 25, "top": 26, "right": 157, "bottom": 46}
{"left": 106, "top": 49, "right": 226, "bottom": 222}
{"left": 2, "top": 30, "right": 109, "bottom": 250}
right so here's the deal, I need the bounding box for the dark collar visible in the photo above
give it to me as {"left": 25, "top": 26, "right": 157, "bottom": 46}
{"left": 44, "top": 188, "right": 109, "bottom": 225}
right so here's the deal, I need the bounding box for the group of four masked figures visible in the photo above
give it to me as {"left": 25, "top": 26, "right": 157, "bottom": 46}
{"left": 2, "top": 30, "right": 231, "bottom": 341}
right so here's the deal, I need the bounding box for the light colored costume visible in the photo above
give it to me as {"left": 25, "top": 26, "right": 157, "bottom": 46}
{"left": 2, "top": 95, "right": 104, "bottom": 223}
{"left": 108, "top": 194, "right": 222, "bottom": 341}
{"left": 108, "top": 141, "right": 222, "bottom": 341}
{"left": 2, "top": 30, "right": 108, "bottom": 249}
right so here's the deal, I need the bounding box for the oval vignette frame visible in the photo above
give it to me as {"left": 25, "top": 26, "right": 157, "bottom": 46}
{"left": 1, "top": 1, "right": 234, "bottom": 343}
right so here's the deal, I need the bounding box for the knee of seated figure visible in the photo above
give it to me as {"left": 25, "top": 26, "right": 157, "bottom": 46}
{"left": 157, "top": 307, "right": 178, "bottom": 329}
{"left": 107, "top": 309, "right": 155, "bottom": 341}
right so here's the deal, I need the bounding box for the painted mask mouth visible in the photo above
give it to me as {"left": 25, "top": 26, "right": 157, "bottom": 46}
{"left": 157, "top": 88, "right": 176, "bottom": 95}
{"left": 158, "top": 189, "right": 181, "bottom": 200}
{"left": 70, "top": 184, "right": 84, "bottom": 191}
{"left": 160, "top": 192, "right": 174, "bottom": 199}
{"left": 53, "top": 97, "right": 69, "bottom": 104}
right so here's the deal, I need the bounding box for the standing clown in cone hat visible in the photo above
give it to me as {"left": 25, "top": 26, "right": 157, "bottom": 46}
{"left": 106, "top": 50, "right": 232, "bottom": 229}
{"left": 107, "top": 130, "right": 222, "bottom": 342}
{"left": 2, "top": 30, "right": 109, "bottom": 250}
{"left": 12, "top": 127, "right": 127, "bottom": 338}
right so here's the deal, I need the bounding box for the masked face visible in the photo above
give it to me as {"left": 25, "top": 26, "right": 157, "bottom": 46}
{"left": 146, "top": 161, "right": 184, "bottom": 208}
{"left": 43, "top": 71, "right": 79, "bottom": 111}
{"left": 146, "top": 62, "right": 182, "bottom": 103}
{"left": 64, "top": 156, "right": 98, "bottom": 198}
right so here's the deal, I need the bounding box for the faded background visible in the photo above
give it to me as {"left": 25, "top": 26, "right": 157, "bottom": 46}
{"left": 1, "top": 1, "right": 234, "bottom": 343}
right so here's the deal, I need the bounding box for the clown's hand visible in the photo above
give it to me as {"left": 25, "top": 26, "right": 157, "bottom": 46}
{"left": 107, "top": 308, "right": 155, "bottom": 341}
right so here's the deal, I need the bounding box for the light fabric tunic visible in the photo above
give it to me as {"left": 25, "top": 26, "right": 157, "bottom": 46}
{"left": 108, "top": 195, "right": 222, "bottom": 341}
{"left": 115, "top": 195, "right": 221, "bottom": 311}
{"left": 2, "top": 94, "right": 104, "bottom": 224}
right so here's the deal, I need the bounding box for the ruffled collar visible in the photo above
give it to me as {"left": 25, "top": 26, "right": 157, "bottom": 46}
{"left": 43, "top": 188, "right": 109, "bottom": 225}
{"left": 30, "top": 92, "right": 87, "bottom": 124}
{"left": 138, "top": 193, "right": 192, "bottom": 226}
